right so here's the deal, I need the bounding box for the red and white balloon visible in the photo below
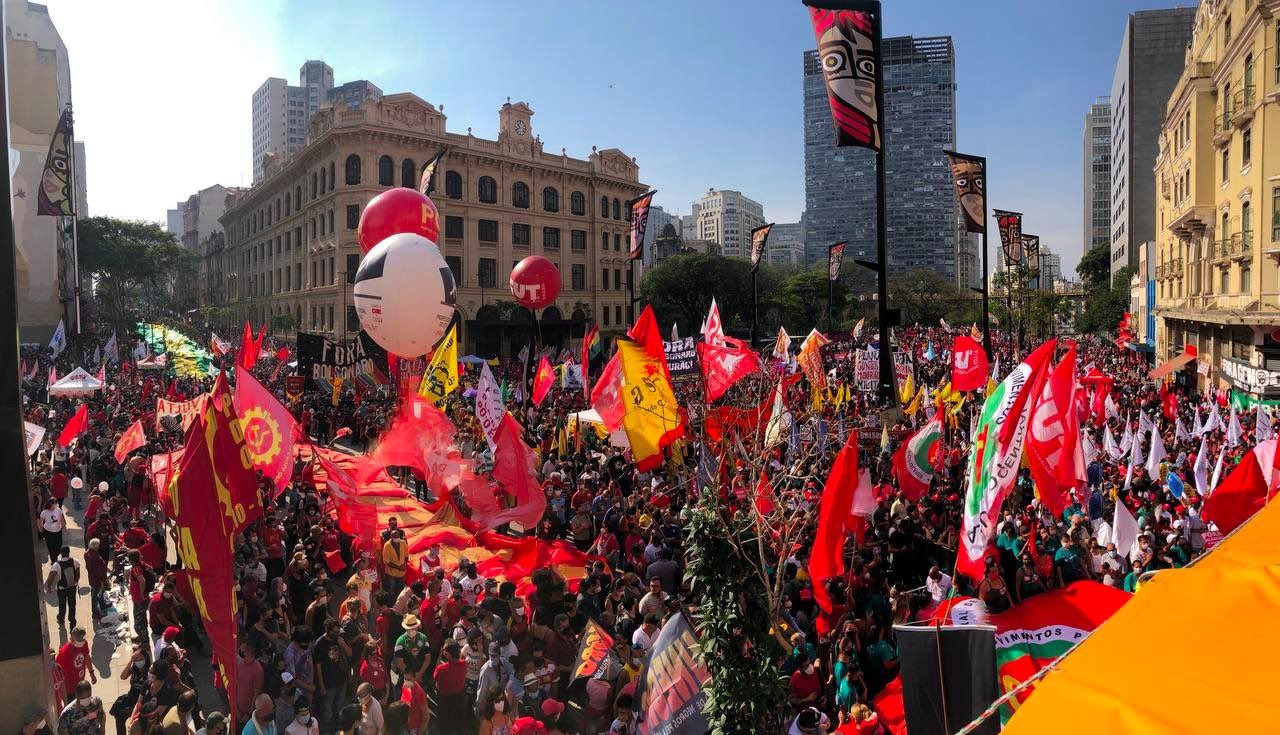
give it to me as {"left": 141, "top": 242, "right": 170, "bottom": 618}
{"left": 509, "top": 255, "right": 561, "bottom": 310}
{"left": 357, "top": 187, "right": 440, "bottom": 254}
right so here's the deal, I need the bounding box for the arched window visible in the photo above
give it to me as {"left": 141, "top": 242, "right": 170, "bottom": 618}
{"left": 478, "top": 176, "right": 497, "bottom": 204}
{"left": 328, "top": 161, "right": 335, "bottom": 189}
{"left": 311, "top": 172, "right": 317, "bottom": 199}
{"left": 284, "top": 193, "right": 290, "bottom": 216}
{"left": 320, "top": 167, "right": 327, "bottom": 194}
{"left": 294, "top": 185, "right": 301, "bottom": 211}
{"left": 612, "top": 198, "right": 621, "bottom": 220}
{"left": 600, "top": 196, "right": 609, "bottom": 217}
{"left": 543, "top": 187, "right": 559, "bottom": 212}
{"left": 378, "top": 155, "right": 394, "bottom": 186}
{"left": 512, "top": 182, "right": 530, "bottom": 209}
{"left": 401, "top": 159, "right": 416, "bottom": 189}
{"left": 570, "top": 191, "right": 585, "bottom": 216}
{"left": 345, "top": 155, "right": 361, "bottom": 185}
{"left": 445, "top": 171, "right": 462, "bottom": 199}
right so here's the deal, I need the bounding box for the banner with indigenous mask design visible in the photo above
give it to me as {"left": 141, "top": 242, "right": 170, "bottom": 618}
{"left": 629, "top": 190, "right": 656, "bottom": 261}
{"left": 38, "top": 107, "right": 76, "bottom": 216}
{"left": 946, "top": 151, "right": 986, "bottom": 233}
{"left": 828, "top": 241, "right": 847, "bottom": 281}
{"left": 808, "top": 5, "right": 881, "bottom": 151}
{"left": 750, "top": 223, "right": 773, "bottom": 271}
{"left": 994, "top": 210, "right": 1024, "bottom": 266}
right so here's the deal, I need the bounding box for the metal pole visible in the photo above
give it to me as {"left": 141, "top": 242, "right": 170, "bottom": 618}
{"left": 68, "top": 105, "right": 81, "bottom": 335}
{"left": 751, "top": 268, "right": 757, "bottom": 348}
{"left": 827, "top": 274, "right": 833, "bottom": 334}
{"left": 0, "top": 7, "right": 57, "bottom": 720}
{"left": 980, "top": 224, "right": 991, "bottom": 359}
{"left": 870, "top": 0, "right": 895, "bottom": 408}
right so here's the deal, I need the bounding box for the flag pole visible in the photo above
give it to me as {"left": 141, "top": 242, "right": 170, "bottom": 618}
{"left": 867, "top": 0, "right": 896, "bottom": 410}
{"left": 68, "top": 104, "right": 82, "bottom": 335}
{"left": 751, "top": 267, "right": 758, "bottom": 349}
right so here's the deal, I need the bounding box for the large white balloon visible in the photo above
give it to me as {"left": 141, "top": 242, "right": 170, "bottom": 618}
{"left": 353, "top": 232, "right": 457, "bottom": 358}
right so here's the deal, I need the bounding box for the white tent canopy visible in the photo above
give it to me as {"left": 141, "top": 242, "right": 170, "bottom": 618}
{"left": 49, "top": 367, "right": 104, "bottom": 397}
{"left": 568, "top": 409, "right": 630, "bottom": 448}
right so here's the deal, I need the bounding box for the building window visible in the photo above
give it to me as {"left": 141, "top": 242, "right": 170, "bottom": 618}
{"left": 479, "top": 219, "right": 499, "bottom": 243}
{"left": 571, "top": 191, "right": 585, "bottom": 216}
{"left": 603, "top": 306, "right": 610, "bottom": 326}
{"left": 601, "top": 268, "right": 609, "bottom": 290}
{"left": 328, "top": 161, "right": 335, "bottom": 189}
{"left": 328, "top": 209, "right": 334, "bottom": 233}
{"left": 571, "top": 230, "right": 586, "bottom": 250}
{"left": 445, "top": 255, "right": 461, "bottom": 286}
{"left": 601, "top": 232, "right": 609, "bottom": 251}
{"left": 572, "top": 264, "right": 585, "bottom": 290}
{"left": 319, "top": 168, "right": 326, "bottom": 195}
{"left": 329, "top": 305, "right": 334, "bottom": 330}
{"left": 512, "top": 182, "right": 529, "bottom": 209}
{"left": 1242, "top": 127, "right": 1252, "bottom": 165}
{"left": 543, "top": 227, "right": 560, "bottom": 250}
{"left": 600, "top": 196, "right": 609, "bottom": 217}
{"left": 378, "top": 155, "right": 394, "bottom": 186}
{"left": 346, "top": 205, "right": 359, "bottom": 230}
{"left": 614, "top": 234, "right": 621, "bottom": 252}
{"left": 1271, "top": 187, "right": 1280, "bottom": 241}
{"left": 345, "top": 154, "right": 361, "bottom": 185}
{"left": 1242, "top": 262, "right": 1252, "bottom": 292}
{"left": 346, "top": 254, "right": 359, "bottom": 283}
{"left": 612, "top": 198, "right": 621, "bottom": 220}
{"left": 479, "top": 258, "right": 497, "bottom": 288}
{"left": 1222, "top": 268, "right": 1230, "bottom": 294}
{"left": 294, "top": 185, "right": 301, "bottom": 212}
{"left": 614, "top": 269, "right": 621, "bottom": 290}
{"left": 1222, "top": 146, "right": 1230, "bottom": 180}
{"left": 401, "top": 159, "right": 416, "bottom": 188}
{"left": 311, "top": 173, "right": 317, "bottom": 199}
{"left": 616, "top": 305, "right": 623, "bottom": 324}
{"left": 478, "top": 176, "right": 497, "bottom": 203}
{"left": 1224, "top": 15, "right": 1232, "bottom": 45}
{"left": 543, "top": 187, "right": 559, "bottom": 212}
{"left": 512, "top": 223, "right": 530, "bottom": 246}
{"left": 445, "top": 171, "right": 462, "bottom": 199}
{"left": 445, "top": 215, "right": 463, "bottom": 240}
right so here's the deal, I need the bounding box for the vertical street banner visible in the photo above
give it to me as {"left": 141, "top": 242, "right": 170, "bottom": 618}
{"left": 418, "top": 147, "right": 448, "bottom": 195}
{"left": 750, "top": 223, "right": 774, "bottom": 272}
{"left": 1022, "top": 234, "right": 1040, "bottom": 259}
{"left": 828, "top": 241, "right": 847, "bottom": 280}
{"left": 994, "top": 210, "right": 1024, "bottom": 266}
{"left": 635, "top": 614, "right": 711, "bottom": 735}
{"left": 629, "top": 190, "right": 657, "bottom": 260}
{"left": 808, "top": 5, "right": 881, "bottom": 150}
{"left": 571, "top": 619, "right": 616, "bottom": 681}
{"left": 945, "top": 151, "right": 986, "bottom": 233}
{"left": 38, "top": 107, "right": 76, "bottom": 216}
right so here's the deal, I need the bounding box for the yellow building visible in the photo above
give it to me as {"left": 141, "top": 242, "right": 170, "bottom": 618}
{"left": 218, "top": 94, "right": 647, "bottom": 357}
{"left": 1154, "top": 0, "right": 1280, "bottom": 400}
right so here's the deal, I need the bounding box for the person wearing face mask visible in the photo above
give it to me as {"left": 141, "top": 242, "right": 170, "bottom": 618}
{"left": 475, "top": 642, "right": 511, "bottom": 715}
{"left": 788, "top": 655, "right": 821, "bottom": 714}
{"left": 398, "top": 668, "right": 430, "bottom": 735}
{"left": 353, "top": 683, "right": 382, "bottom": 735}
{"left": 233, "top": 643, "right": 264, "bottom": 729}
{"left": 59, "top": 681, "right": 106, "bottom": 735}
{"left": 432, "top": 641, "right": 468, "bottom": 735}
{"left": 56, "top": 627, "right": 96, "bottom": 699}
{"left": 241, "top": 694, "right": 276, "bottom": 735}
{"left": 475, "top": 689, "right": 510, "bottom": 735}
{"left": 111, "top": 642, "right": 152, "bottom": 735}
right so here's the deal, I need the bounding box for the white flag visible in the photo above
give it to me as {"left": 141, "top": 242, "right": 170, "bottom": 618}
{"left": 104, "top": 332, "right": 118, "bottom": 364}
{"left": 1226, "top": 405, "right": 1243, "bottom": 448}
{"left": 1119, "top": 420, "right": 1134, "bottom": 453}
{"left": 1082, "top": 429, "right": 1099, "bottom": 468}
{"left": 1193, "top": 434, "right": 1210, "bottom": 496}
{"left": 1209, "top": 444, "right": 1227, "bottom": 495}
{"left": 1258, "top": 406, "right": 1274, "bottom": 442}
{"left": 93, "top": 345, "right": 101, "bottom": 367}
{"left": 1175, "top": 416, "right": 1191, "bottom": 443}
{"left": 1145, "top": 428, "right": 1166, "bottom": 477}
{"left": 1124, "top": 428, "right": 1145, "bottom": 492}
{"left": 133, "top": 340, "right": 148, "bottom": 361}
{"left": 763, "top": 382, "right": 790, "bottom": 448}
{"left": 48, "top": 319, "right": 66, "bottom": 358}
{"left": 475, "top": 363, "right": 503, "bottom": 452}
{"left": 852, "top": 317, "right": 864, "bottom": 340}
{"left": 1198, "top": 406, "right": 1223, "bottom": 436}
{"left": 670, "top": 322, "right": 679, "bottom": 342}
{"left": 1113, "top": 500, "right": 1140, "bottom": 562}
{"left": 23, "top": 421, "right": 46, "bottom": 457}
{"left": 1137, "top": 410, "right": 1154, "bottom": 439}
{"left": 700, "top": 298, "right": 726, "bottom": 347}
{"left": 1104, "top": 425, "right": 1124, "bottom": 460}
{"left": 1105, "top": 393, "right": 1119, "bottom": 421}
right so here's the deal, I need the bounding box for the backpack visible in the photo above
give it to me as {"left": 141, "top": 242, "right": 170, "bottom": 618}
{"left": 57, "top": 557, "right": 79, "bottom": 590}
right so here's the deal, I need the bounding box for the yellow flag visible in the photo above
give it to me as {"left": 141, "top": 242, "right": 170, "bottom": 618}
{"left": 904, "top": 385, "right": 924, "bottom": 416}
{"left": 811, "top": 384, "right": 823, "bottom": 412}
{"left": 418, "top": 324, "right": 459, "bottom": 404}
{"left": 899, "top": 373, "right": 915, "bottom": 405}
{"left": 331, "top": 377, "right": 343, "bottom": 406}
{"left": 616, "top": 338, "right": 682, "bottom": 469}
{"left": 984, "top": 374, "right": 997, "bottom": 399}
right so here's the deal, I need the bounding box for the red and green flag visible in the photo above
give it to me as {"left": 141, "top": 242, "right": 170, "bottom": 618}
{"left": 892, "top": 412, "right": 942, "bottom": 501}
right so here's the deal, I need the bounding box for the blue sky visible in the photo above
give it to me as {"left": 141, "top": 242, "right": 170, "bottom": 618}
{"left": 53, "top": 0, "right": 1193, "bottom": 277}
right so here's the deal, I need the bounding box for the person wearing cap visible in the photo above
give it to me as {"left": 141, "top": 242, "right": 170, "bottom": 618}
{"left": 194, "top": 712, "right": 227, "bottom": 735}
{"left": 787, "top": 705, "right": 830, "bottom": 735}
{"left": 538, "top": 699, "right": 566, "bottom": 735}
{"left": 58, "top": 680, "right": 105, "bottom": 735}
{"left": 153, "top": 626, "right": 183, "bottom": 663}
{"left": 281, "top": 698, "right": 317, "bottom": 735}
{"left": 511, "top": 716, "right": 546, "bottom": 735}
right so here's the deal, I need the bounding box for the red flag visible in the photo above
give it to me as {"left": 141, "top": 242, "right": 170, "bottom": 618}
{"left": 590, "top": 354, "right": 625, "bottom": 430}
{"left": 753, "top": 472, "right": 776, "bottom": 516}
{"left": 275, "top": 346, "right": 289, "bottom": 362}
{"left": 238, "top": 321, "right": 257, "bottom": 370}
{"left": 57, "top": 404, "right": 88, "bottom": 447}
{"left": 891, "top": 413, "right": 942, "bottom": 501}
{"left": 810, "top": 430, "right": 860, "bottom": 618}
{"left": 233, "top": 366, "right": 300, "bottom": 494}
{"left": 629, "top": 305, "right": 671, "bottom": 379}
{"left": 114, "top": 419, "right": 147, "bottom": 465}
{"left": 1162, "top": 384, "right": 1179, "bottom": 422}
{"left": 1026, "top": 344, "right": 1077, "bottom": 516}
{"left": 170, "top": 373, "right": 262, "bottom": 713}
{"left": 486, "top": 413, "right": 548, "bottom": 530}
{"left": 697, "top": 336, "right": 762, "bottom": 402}
{"left": 255, "top": 324, "right": 268, "bottom": 356}
{"left": 1203, "top": 441, "right": 1276, "bottom": 534}
{"left": 582, "top": 323, "right": 598, "bottom": 399}
{"left": 532, "top": 356, "right": 555, "bottom": 406}
{"left": 951, "top": 334, "right": 989, "bottom": 392}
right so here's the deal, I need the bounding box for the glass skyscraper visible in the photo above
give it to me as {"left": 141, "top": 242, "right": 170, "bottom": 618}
{"left": 803, "top": 36, "right": 957, "bottom": 277}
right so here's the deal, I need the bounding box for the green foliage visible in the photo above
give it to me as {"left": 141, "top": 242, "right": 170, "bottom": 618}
{"left": 1076, "top": 242, "right": 1112, "bottom": 292}
{"left": 640, "top": 254, "right": 776, "bottom": 336}
{"left": 1072, "top": 243, "right": 1135, "bottom": 334}
{"left": 889, "top": 267, "right": 973, "bottom": 326}
{"left": 79, "top": 217, "right": 192, "bottom": 332}
{"left": 270, "top": 312, "right": 298, "bottom": 333}
{"left": 685, "top": 493, "right": 787, "bottom": 735}
{"left": 773, "top": 268, "right": 847, "bottom": 334}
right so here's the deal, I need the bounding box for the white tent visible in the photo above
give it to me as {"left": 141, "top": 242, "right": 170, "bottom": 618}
{"left": 568, "top": 409, "right": 630, "bottom": 448}
{"left": 48, "top": 367, "right": 104, "bottom": 397}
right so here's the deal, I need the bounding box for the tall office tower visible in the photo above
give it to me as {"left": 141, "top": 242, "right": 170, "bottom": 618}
{"left": 803, "top": 36, "right": 956, "bottom": 276}
{"left": 1083, "top": 97, "right": 1112, "bottom": 260}
{"left": 1108, "top": 8, "right": 1195, "bottom": 281}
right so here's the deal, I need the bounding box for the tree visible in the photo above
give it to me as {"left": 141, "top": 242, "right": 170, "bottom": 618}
{"left": 889, "top": 267, "right": 968, "bottom": 326}
{"left": 774, "top": 268, "right": 847, "bottom": 333}
{"left": 270, "top": 312, "right": 298, "bottom": 333}
{"left": 1073, "top": 239, "right": 1133, "bottom": 335}
{"left": 79, "top": 217, "right": 191, "bottom": 333}
{"left": 640, "top": 254, "right": 780, "bottom": 337}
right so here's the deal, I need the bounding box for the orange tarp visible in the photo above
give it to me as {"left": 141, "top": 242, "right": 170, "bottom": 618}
{"left": 1003, "top": 492, "right": 1280, "bottom": 734}
{"left": 1147, "top": 345, "right": 1197, "bottom": 381}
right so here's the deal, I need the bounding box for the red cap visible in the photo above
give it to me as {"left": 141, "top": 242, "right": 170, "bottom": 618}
{"left": 163, "top": 626, "right": 181, "bottom": 641}
{"left": 540, "top": 699, "right": 566, "bottom": 717}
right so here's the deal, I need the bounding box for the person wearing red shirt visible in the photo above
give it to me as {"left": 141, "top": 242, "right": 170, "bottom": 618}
{"left": 788, "top": 658, "right": 821, "bottom": 714}
{"left": 234, "top": 642, "right": 264, "bottom": 728}
{"left": 55, "top": 628, "right": 95, "bottom": 699}
{"left": 432, "top": 641, "right": 467, "bottom": 735}
{"left": 50, "top": 470, "right": 68, "bottom": 506}
{"left": 261, "top": 515, "right": 287, "bottom": 579}
{"left": 359, "top": 643, "right": 388, "bottom": 701}
{"left": 138, "top": 533, "right": 164, "bottom": 571}
{"left": 399, "top": 668, "right": 430, "bottom": 735}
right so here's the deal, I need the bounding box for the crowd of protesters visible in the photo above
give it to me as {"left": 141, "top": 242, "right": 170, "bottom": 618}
{"left": 25, "top": 317, "right": 1251, "bottom": 735}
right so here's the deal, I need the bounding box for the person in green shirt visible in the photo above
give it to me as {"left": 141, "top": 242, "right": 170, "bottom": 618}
{"left": 1123, "top": 561, "right": 1144, "bottom": 593}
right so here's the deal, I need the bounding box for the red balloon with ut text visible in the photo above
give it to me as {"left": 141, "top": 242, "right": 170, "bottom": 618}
{"left": 357, "top": 187, "right": 440, "bottom": 253}
{"left": 509, "top": 256, "right": 561, "bottom": 310}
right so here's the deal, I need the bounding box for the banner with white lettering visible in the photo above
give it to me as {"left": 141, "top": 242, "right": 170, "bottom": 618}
{"left": 295, "top": 332, "right": 389, "bottom": 391}
{"left": 663, "top": 337, "right": 701, "bottom": 383}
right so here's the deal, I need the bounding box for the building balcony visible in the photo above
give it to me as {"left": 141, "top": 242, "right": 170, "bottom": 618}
{"left": 1168, "top": 201, "right": 1213, "bottom": 238}
{"left": 1231, "top": 86, "right": 1256, "bottom": 128}
{"left": 1213, "top": 113, "right": 1233, "bottom": 147}
{"left": 1214, "top": 238, "right": 1234, "bottom": 262}
{"left": 1234, "top": 230, "right": 1254, "bottom": 261}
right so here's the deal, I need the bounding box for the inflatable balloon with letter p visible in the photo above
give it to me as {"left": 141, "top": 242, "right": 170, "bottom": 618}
{"left": 353, "top": 233, "right": 457, "bottom": 357}
{"left": 357, "top": 187, "right": 440, "bottom": 253}
{"left": 509, "top": 255, "right": 561, "bottom": 310}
